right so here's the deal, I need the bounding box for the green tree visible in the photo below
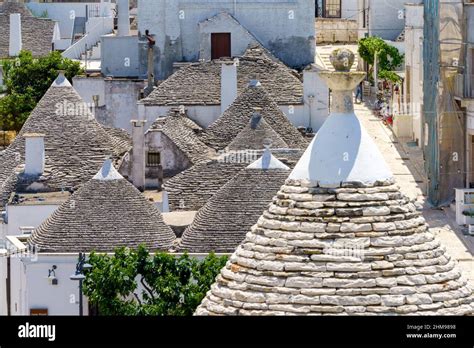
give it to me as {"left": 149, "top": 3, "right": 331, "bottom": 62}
{"left": 0, "top": 50, "right": 83, "bottom": 132}
{"left": 358, "top": 37, "right": 404, "bottom": 83}
{"left": 82, "top": 246, "right": 228, "bottom": 316}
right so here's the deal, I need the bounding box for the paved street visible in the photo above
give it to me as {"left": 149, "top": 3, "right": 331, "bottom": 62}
{"left": 355, "top": 101, "right": 474, "bottom": 287}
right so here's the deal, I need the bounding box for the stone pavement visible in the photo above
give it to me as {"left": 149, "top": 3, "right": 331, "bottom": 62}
{"left": 355, "top": 101, "right": 474, "bottom": 287}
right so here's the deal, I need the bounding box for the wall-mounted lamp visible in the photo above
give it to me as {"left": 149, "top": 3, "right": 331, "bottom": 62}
{"left": 48, "top": 265, "right": 58, "bottom": 286}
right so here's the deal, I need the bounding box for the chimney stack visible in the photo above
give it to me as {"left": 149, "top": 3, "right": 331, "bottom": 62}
{"left": 24, "top": 133, "right": 45, "bottom": 176}
{"left": 220, "top": 59, "right": 238, "bottom": 113}
{"left": 9, "top": 13, "right": 22, "bottom": 57}
{"left": 303, "top": 64, "right": 329, "bottom": 132}
{"left": 117, "top": 0, "right": 130, "bottom": 37}
{"left": 131, "top": 119, "right": 147, "bottom": 191}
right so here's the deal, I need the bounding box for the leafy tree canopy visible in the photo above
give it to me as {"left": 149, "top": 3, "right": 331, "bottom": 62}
{"left": 82, "top": 246, "right": 228, "bottom": 316}
{"left": 0, "top": 50, "right": 83, "bottom": 132}
{"left": 358, "top": 37, "right": 404, "bottom": 83}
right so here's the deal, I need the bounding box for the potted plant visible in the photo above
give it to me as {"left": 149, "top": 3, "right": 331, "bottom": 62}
{"left": 461, "top": 209, "right": 474, "bottom": 225}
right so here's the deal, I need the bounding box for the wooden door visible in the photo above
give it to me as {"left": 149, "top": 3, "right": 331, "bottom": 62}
{"left": 211, "top": 33, "right": 231, "bottom": 60}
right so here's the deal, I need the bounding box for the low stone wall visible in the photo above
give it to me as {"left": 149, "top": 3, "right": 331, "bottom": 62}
{"left": 316, "top": 19, "right": 358, "bottom": 44}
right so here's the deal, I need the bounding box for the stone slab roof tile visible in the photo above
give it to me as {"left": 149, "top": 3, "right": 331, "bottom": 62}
{"left": 0, "top": 2, "right": 55, "bottom": 58}
{"left": 0, "top": 74, "right": 130, "bottom": 200}
{"left": 202, "top": 84, "right": 308, "bottom": 150}
{"left": 196, "top": 66, "right": 473, "bottom": 316}
{"left": 179, "top": 166, "right": 289, "bottom": 253}
{"left": 141, "top": 47, "right": 303, "bottom": 106}
{"left": 149, "top": 110, "right": 215, "bottom": 164}
{"left": 29, "top": 160, "right": 176, "bottom": 253}
{"left": 227, "top": 114, "right": 288, "bottom": 151}
{"left": 164, "top": 150, "right": 303, "bottom": 212}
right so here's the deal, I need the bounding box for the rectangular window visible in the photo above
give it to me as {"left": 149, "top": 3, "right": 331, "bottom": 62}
{"left": 211, "top": 33, "right": 231, "bottom": 60}
{"left": 146, "top": 151, "right": 161, "bottom": 167}
{"left": 315, "top": 0, "right": 323, "bottom": 17}
{"left": 324, "top": 0, "right": 341, "bottom": 18}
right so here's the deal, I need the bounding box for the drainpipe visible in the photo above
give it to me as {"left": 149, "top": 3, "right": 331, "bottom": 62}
{"left": 308, "top": 95, "right": 315, "bottom": 131}
{"left": 6, "top": 256, "right": 11, "bottom": 316}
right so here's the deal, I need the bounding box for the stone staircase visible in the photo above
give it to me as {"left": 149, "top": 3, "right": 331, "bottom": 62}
{"left": 80, "top": 41, "right": 101, "bottom": 61}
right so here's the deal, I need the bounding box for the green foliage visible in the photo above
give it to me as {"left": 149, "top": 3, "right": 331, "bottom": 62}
{"left": 462, "top": 210, "right": 474, "bottom": 217}
{"left": 0, "top": 93, "right": 36, "bottom": 132}
{"left": 379, "top": 70, "right": 402, "bottom": 84}
{"left": 82, "top": 246, "right": 228, "bottom": 316}
{"left": 0, "top": 50, "right": 83, "bottom": 132}
{"left": 358, "top": 37, "right": 404, "bottom": 83}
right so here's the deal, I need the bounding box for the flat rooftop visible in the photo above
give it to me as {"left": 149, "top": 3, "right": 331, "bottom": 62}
{"left": 10, "top": 191, "right": 71, "bottom": 206}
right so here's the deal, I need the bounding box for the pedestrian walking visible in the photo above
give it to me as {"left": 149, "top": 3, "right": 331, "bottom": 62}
{"left": 355, "top": 82, "right": 363, "bottom": 104}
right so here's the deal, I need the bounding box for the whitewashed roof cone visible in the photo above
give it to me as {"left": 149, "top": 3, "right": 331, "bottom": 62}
{"left": 196, "top": 51, "right": 473, "bottom": 316}
{"left": 52, "top": 71, "right": 71, "bottom": 88}
{"left": 289, "top": 59, "right": 392, "bottom": 187}
{"left": 93, "top": 158, "right": 123, "bottom": 181}
{"left": 247, "top": 148, "right": 289, "bottom": 171}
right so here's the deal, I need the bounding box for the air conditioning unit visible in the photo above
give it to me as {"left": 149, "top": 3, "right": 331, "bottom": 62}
{"left": 19, "top": 226, "right": 35, "bottom": 236}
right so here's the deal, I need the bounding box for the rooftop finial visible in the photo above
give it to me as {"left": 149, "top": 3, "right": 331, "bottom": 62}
{"left": 329, "top": 48, "right": 355, "bottom": 72}
{"left": 52, "top": 70, "right": 71, "bottom": 88}
{"left": 247, "top": 148, "right": 289, "bottom": 171}
{"left": 93, "top": 158, "right": 123, "bottom": 181}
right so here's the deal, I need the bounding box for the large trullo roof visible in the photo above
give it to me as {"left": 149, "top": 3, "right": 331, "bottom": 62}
{"left": 196, "top": 69, "right": 473, "bottom": 316}
{"left": 179, "top": 150, "right": 289, "bottom": 253}
{"left": 29, "top": 160, "right": 176, "bottom": 253}
{"left": 3, "top": 73, "right": 130, "bottom": 192}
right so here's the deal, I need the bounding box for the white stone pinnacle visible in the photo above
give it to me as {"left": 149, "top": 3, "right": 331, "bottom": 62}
{"left": 247, "top": 148, "right": 289, "bottom": 170}
{"left": 93, "top": 159, "right": 123, "bottom": 181}
{"left": 52, "top": 72, "right": 72, "bottom": 88}
{"left": 289, "top": 70, "right": 393, "bottom": 186}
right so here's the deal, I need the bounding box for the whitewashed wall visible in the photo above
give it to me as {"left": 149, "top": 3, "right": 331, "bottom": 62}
{"left": 404, "top": 3, "right": 424, "bottom": 145}
{"left": 27, "top": 2, "right": 114, "bottom": 40}
{"left": 0, "top": 256, "right": 7, "bottom": 315}
{"left": 23, "top": 255, "right": 89, "bottom": 316}
{"left": 6, "top": 205, "right": 59, "bottom": 237}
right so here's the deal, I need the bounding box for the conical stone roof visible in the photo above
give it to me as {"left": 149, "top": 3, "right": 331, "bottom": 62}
{"left": 196, "top": 63, "right": 473, "bottom": 316}
{"left": 227, "top": 113, "right": 288, "bottom": 151}
{"left": 179, "top": 150, "right": 289, "bottom": 253}
{"left": 29, "top": 160, "right": 176, "bottom": 253}
{"left": 202, "top": 83, "right": 308, "bottom": 150}
{"left": 5, "top": 73, "right": 130, "bottom": 192}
